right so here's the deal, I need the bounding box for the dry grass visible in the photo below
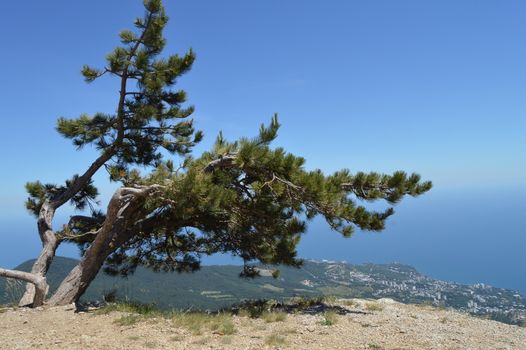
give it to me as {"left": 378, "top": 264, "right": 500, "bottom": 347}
{"left": 169, "top": 335, "right": 183, "bottom": 342}
{"left": 221, "top": 336, "right": 233, "bottom": 344}
{"left": 252, "top": 323, "right": 268, "bottom": 331}
{"left": 365, "top": 302, "right": 384, "bottom": 312}
{"left": 192, "top": 336, "right": 211, "bottom": 345}
{"left": 98, "top": 302, "right": 161, "bottom": 316}
{"left": 172, "top": 312, "right": 235, "bottom": 335}
{"left": 143, "top": 341, "right": 157, "bottom": 348}
{"left": 323, "top": 295, "right": 338, "bottom": 304}
{"left": 114, "top": 314, "right": 143, "bottom": 326}
{"left": 265, "top": 333, "right": 287, "bottom": 346}
{"left": 106, "top": 302, "right": 164, "bottom": 326}
{"left": 414, "top": 301, "right": 437, "bottom": 310}
{"left": 280, "top": 327, "right": 298, "bottom": 335}
{"left": 261, "top": 311, "right": 287, "bottom": 323}
{"left": 1, "top": 298, "right": 524, "bottom": 350}
{"left": 340, "top": 299, "right": 358, "bottom": 308}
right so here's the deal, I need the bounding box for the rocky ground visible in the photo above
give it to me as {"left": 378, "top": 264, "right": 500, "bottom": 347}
{"left": 1, "top": 298, "right": 525, "bottom": 350}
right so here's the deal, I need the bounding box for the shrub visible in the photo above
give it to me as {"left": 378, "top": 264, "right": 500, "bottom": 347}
{"left": 320, "top": 311, "right": 338, "bottom": 326}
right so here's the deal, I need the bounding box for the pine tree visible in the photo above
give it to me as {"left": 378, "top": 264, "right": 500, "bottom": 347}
{"left": 0, "top": 0, "right": 431, "bottom": 307}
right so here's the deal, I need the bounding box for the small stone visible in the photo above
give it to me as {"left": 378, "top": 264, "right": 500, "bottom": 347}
{"left": 80, "top": 335, "right": 92, "bottom": 343}
{"left": 63, "top": 303, "right": 76, "bottom": 311}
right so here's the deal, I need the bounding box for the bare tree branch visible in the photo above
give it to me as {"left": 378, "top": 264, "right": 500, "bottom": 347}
{"left": 203, "top": 154, "right": 237, "bottom": 173}
{"left": 0, "top": 268, "right": 47, "bottom": 307}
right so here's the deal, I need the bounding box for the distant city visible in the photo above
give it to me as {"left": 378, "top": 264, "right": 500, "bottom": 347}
{"left": 312, "top": 260, "right": 525, "bottom": 325}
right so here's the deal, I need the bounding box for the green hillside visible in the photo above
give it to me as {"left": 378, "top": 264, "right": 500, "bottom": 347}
{"left": 1, "top": 257, "right": 325, "bottom": 309}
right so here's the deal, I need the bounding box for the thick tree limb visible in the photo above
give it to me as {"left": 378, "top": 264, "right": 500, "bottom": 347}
{"left": 67, "top": 215, "right": 104, "bottom": 227}
{"left": 203, "top": 154, "right": 237, "bottom": 173}
{"left": 48, "top": 185, "right": 161, "bottom": 306}
{"left": 19, "top": 200, "right": 59, "bottom": 306}
{"left": 0, "top": 268, "right": 47, "bottom": 307}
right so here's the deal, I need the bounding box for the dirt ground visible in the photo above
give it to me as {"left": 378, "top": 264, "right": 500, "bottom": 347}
{"left": 1, "top": 298, "right": 525, "bottom": 350}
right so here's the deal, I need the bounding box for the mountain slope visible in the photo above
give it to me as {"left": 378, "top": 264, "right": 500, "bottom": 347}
{"left": 1, "top": 257, "right": 524, "bottom": 325}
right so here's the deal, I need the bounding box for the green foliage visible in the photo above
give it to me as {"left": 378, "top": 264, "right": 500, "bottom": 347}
{"left": 101, "top": 111, "right": 430, "bottom": 275}
{"left": 25, "top": 177, "right": 99, "bottom": 217}
{"left": 235, "top": 300, "right": 277, "bottom": 318}
{"left": 58, "top": 0, "right": 201, "bottom": 163}
{"left": 320, "top": 311, "right": 338, "bottom": 326}
{"left": 27, "top": 0, "right": 200, "bottom": 220}
{"left": 24, "top": 181, "right": 47, "bottom": 216}
{"left": 81, "top": 65, "right": 102, "bottom": 82}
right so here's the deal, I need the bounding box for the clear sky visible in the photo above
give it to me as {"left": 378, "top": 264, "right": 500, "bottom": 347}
{"left": 0, "top": 1, "right": 525, "bottom": 292}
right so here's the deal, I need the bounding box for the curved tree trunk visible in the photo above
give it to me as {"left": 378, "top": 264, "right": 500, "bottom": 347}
{"left": 19, "top": 202, "right": 60, "bottom": 306}
{"left": 0, "top": 268, "right": 47, "bottom": 307}
{"left": 48, "top": 185, "right": 159, "bottom": 306}
{"left": 47, "top": 236, "right": 121, "bottom": 306}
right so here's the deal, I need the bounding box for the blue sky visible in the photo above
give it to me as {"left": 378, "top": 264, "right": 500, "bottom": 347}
{"left": 0, "top": 1, "right": 525, "bottom": 292}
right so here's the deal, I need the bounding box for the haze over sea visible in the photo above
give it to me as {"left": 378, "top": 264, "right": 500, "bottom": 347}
{"left": 1, "top": 1, "right": 525, "bottom": 295}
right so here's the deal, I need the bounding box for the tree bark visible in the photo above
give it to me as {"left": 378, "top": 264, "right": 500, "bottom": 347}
{"left": 0, "top": 268, "right": 47, "bottom": 307}
{"left": 47, "top": 185, "right": 160, "bottom": 306}
{"left": 203, "top": 154, "right": 237, "bottom": 173}
{"left": 18, "top": 201, "right": 59, "bottom": 306}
